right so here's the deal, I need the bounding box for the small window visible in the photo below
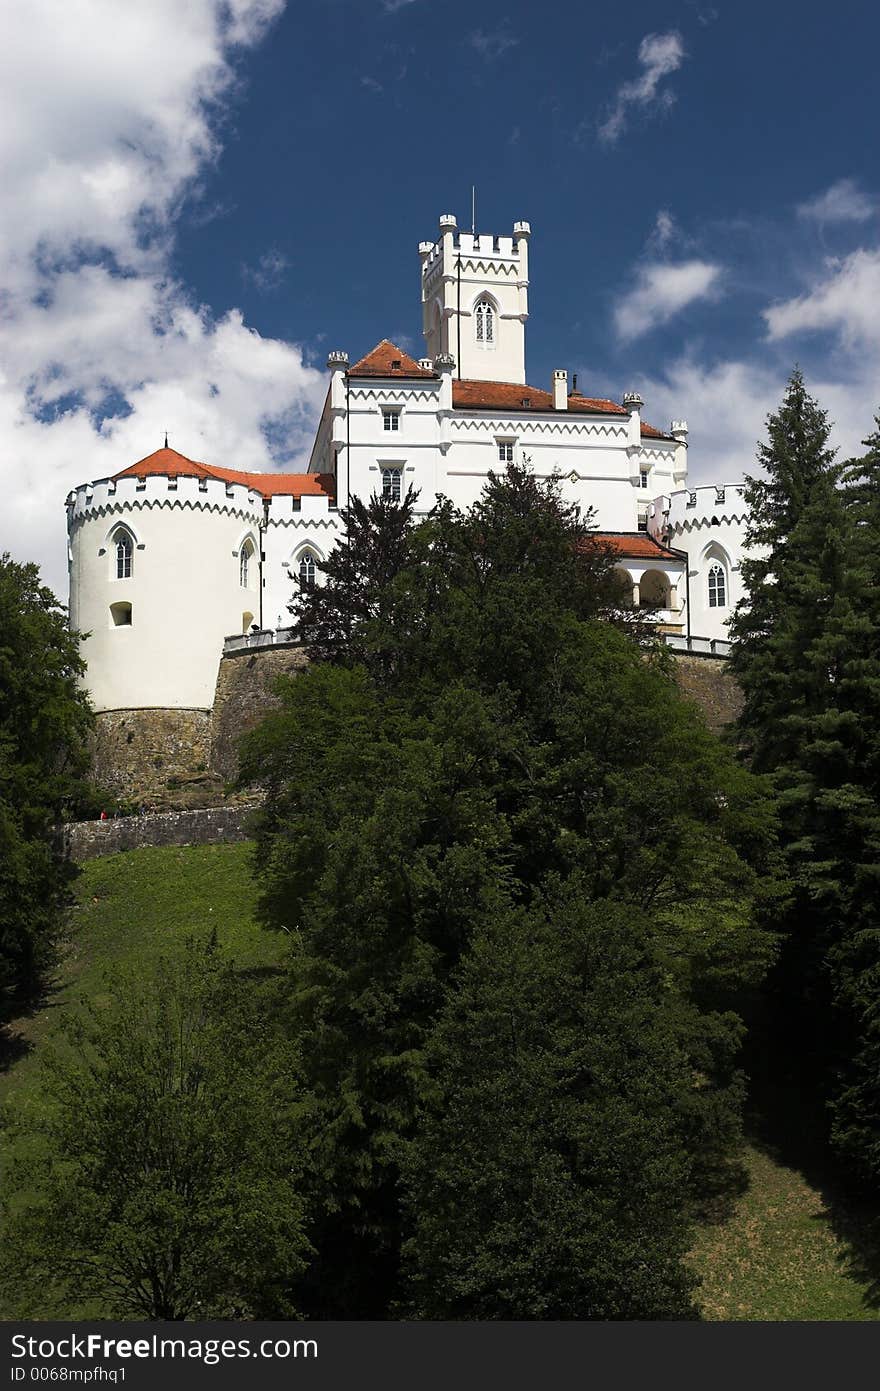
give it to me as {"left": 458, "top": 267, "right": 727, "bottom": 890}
{"left": 239, "top": 540, "right": 255, "bottom": 589}
{"left": 687, "top": 491, "right": 697, "bottom": 507}
{"left": 381, "top": 467, "right": 402, "bottom": 502}
{"left": 383, "top": 409, "right": 400, "bottom": 432}
{"left": 640, "top": 470, "right": 649, "bottom": 490}
{"left": 299, "top": 552, "right": 317, "bottom": 590}
{"left": 498, "top": 442, "right": 514, "bottom": 464}
{"left": 637, "top": 515, "right": 648, "bottom": 532}
{"left": 114, "top": 531, "right": 133, "bottom": 579}
{"left": 708, "top": 563, "right": 726, "bottom": 609}
{"left": 110, "top": 602, "right": 132, "bottom": 627}
{"left": 475, "top": 298, "right": 495, "bottom": 346}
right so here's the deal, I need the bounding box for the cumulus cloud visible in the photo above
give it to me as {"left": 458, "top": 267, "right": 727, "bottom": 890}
{"left": 599, "top": 32, "right": 685, "bottom": 145}
{"left": 764, "top": 249, "right": 880, "bottom": 349}
{"left": 797, "top": 178, "right": 876, "bottom": 225}
{"left": 0, "top": 0, "right": 328, "bottom": 598}
{"left": 614, "top": 260, "right": 722, "bottom": 342}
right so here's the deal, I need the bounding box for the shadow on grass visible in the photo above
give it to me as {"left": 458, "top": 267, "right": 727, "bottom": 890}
{"left": 742, "top": 996, "right": 880, "bottom": 1312}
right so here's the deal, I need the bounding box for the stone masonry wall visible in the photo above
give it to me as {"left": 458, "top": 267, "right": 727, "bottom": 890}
{"left": 90, "top": 708, "right": 212, "bottom": 798}
{"left": 670, "top": 653, "right": 743, "bottom": 732}
{"left": 86, "top": 645, "right": 742, "bottom": 803}
{"left": 60, "top": 804, "right": 257, "bottom": 862}
{"left": 210, "top": 644, "right": 309, "bottom": 781}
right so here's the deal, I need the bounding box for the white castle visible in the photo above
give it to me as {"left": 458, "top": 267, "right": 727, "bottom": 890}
{"left": 67, "top": 212, "right": 749, "bottom": 722}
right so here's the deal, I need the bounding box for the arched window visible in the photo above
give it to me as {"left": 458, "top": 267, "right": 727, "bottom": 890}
{"left": 114, "top": 530, "right": 133, "bottom": 579}
{"left": 239, "top": 540, "right": 254, "bottom": 589}
{"left": 708, "top": 563, "right": 726, "bottom": 608}
{"left": 475, "top": 298, "right": 495, "bottom": 345}
{"left": 299, "top": 551, "right": 316, "bottom": 590}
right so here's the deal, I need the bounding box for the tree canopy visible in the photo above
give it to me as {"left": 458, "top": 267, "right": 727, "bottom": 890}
{"left": 0, "top": 554, "right": 94, "bottom": 1004}
{"left": 241, "top": 463, "right": 777, "bottom": 1317}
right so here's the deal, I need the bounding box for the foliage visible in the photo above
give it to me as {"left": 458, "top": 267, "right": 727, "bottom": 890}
{"left": 0, "top": 938, "right": 312, "bottom": 1320}
{"left": 242, "top": 462, "right": 777, "bottom": 1316}
{"left": 401, "top": 893, "right": 702, "bottom": 1320}
{"left": 0, "top": 554, "right": 94, "bottom": 1004}
{"left": 730, "top": 373, "right": 880, "bottom": 1198}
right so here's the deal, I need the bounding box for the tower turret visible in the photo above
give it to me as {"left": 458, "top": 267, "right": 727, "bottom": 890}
{"left": 420, "top": 213, "right": 530, "bottom": 384}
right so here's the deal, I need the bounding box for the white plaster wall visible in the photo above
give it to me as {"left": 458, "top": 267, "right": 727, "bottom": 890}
{"left": 70, "top": 476, "right": 266, "bottom": 710}
{"left": 421, "top": 216, "right": 530, "bottom": 384}
{"left": 649, "top": 485, "right": 750, "bottom": 642}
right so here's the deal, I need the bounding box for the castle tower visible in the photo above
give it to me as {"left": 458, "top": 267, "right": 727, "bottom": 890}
{"left": 419, "top": 213, "right": 530, "bottom": 384}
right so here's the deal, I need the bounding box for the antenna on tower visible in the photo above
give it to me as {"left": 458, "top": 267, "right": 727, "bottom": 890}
{"left": 471, "top": 185, "right": 476, "bottom": 237}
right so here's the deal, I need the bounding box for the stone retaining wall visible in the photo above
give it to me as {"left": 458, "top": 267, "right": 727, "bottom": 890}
{"left": 60, "top": 804, "right": 258, "bottom": 862}
{"left": 670, "top": 652, "right": 743, "bottom": 731}
{"left": 210, "top": 644, "right": 308, "bottom": 781}
{"left": 90, "top": 707, "right": 212, "bottom": 798}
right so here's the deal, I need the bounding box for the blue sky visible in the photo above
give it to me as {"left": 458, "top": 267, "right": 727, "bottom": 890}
{"left": 2, "top": 0, "right": 879, "bottom": 592}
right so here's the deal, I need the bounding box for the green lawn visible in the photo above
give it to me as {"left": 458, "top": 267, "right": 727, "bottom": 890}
{"left": 2, "top": 841, "right": 879, "bottom": 1321}
{"left": 690, "top": 1145, "right": 880, "bottom": 1320}
{"left": 0, "top": 841, "right": 284, "bottom": 1120}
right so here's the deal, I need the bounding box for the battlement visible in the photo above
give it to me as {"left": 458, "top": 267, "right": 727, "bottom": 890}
{"left": 66, "top": 473, "right": 337, "bottom": 524}
{"left": 649, "top": 484, "right": 749, "bottom": 540}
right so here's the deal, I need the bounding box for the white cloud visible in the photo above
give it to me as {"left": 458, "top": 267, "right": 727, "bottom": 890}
{"left": 599, "top": 32, "right": 685, "bottom": 145}
{"left": 614, "top": 260, "right": 722, "bottom": 342}
{"left": 797, "top": 178, "right": 876, "bottom": 225}
{"left": 0, "top": 0, "right": 328, "bottom": 598}
{"left": 469, "top": 27, "right": 519, "bottom": 61}
{"left": 764, "top": 249, "right": 880, "bottom": 349}
{"left": 650, "top": 209, "right": 677, "bottom": 249}
{"left": 241, "top": 248, "right": 290, "bottom": 292}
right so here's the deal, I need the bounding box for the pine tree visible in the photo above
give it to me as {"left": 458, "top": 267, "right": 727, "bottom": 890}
{"left": 730, "top": 372, "right": 880, "bottom": 1165}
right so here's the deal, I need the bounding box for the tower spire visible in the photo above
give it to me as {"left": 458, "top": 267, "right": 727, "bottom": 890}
{"left": 164, "top": 432, "right": 168, "bottom": 450}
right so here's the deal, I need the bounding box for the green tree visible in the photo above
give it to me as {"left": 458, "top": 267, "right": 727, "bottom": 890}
{"left": 401, "top": 893, "right": 702, "bottom": 1319}
{"left": 242, "top": 461, "right": 776, "bottom": 1316}
{"left": 730, "top": 372, "right": 880, "bottom": 1167}
{"left": 0, "top": 940, "right": 313, "bottom": 1319}
{"left": 0, "top": 554, "right": 94, "bottom": 1004}
{"left": 825, "top": 414, "right": 880, "bottom": 1189}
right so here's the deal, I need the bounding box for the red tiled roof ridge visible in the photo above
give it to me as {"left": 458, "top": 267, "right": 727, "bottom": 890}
{"left": 112, "top": 447, "right": 335, "bottom": 501}
{"left": 587, "top": 532, "right": 682, "bottom": 560}
{"left": 348, "top": 339, "right": 435, "bottom": 378}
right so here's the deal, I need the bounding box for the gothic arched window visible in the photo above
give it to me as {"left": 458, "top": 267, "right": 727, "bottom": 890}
{"left": 708, "top": 562, "right": 726, "bottom": 608}
{"left": 114, "top": 530, "right": 133, "bottom": 579}
{"left": 239, "top": 540, "right": 255, "bottom": 589}
{"left": 475, "top": 298, "right": 495, "bottom": 346}
{"left": 299, "top": 551, "right": 316, "bottom": 590}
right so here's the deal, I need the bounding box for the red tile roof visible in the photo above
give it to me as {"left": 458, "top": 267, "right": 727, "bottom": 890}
{"left": 452, "top": 380, "right": 627, "bottom": 416}
{"left": 113, "top": 446, "right": 335, "bottom": 500}
{"left": 348, "top": 340, "right": 435, "bottom": 378}
{"left": 589, "top": 533, "right": 682, "bottom": 561}
{"left": 451, "top": 380, "right": 675, "bottom": 440}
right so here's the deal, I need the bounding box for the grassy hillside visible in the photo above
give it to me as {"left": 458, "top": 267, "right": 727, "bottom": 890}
{"left": 0, "top": 843, "right": 284, "bottom": 1119}
{"left": 2, "top": 841, "right": 878, "bottom": 1321}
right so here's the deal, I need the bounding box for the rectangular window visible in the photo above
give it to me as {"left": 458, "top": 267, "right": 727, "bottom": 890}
{"left": 640, "top": 470, "right": 649, "bottom": 489}
{"left": 381, "top": 467, "right": 402, "bottom": 502}
{"left": 383, "top": 410, "right": 400, "bottom": 432}
{"left": 637, "top": 515, "right": 648, "bottom": 532}
{"left": 498, "top": 442, "right": 514, "bottom": 463}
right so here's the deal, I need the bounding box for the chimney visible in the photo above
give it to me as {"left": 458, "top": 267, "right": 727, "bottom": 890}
{"left": 622, "top": 390, "right": 643, "bottom": 416}
{"left": 670, "top": 419, "right": 688, "bottom": 442}
{"left": 553, "top": 369, "right": 568, "bottom": 411}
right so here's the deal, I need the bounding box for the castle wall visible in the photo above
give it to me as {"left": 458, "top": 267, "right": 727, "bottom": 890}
{"left": 210, "top": 642, "right": 309, "bottom": 780}
{"left": 59, "top": 804, "right": 255, "bottom": 861}
{"left": 671, "top": 652, "right": 743, "bottom": 731}
{"left": 90, "top": 708, "right": 213, "bottom": 798}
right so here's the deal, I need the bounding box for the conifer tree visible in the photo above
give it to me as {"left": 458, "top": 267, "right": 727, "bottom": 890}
{"left": 730, "top": 372, "right": 880, "bottom": 1165}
